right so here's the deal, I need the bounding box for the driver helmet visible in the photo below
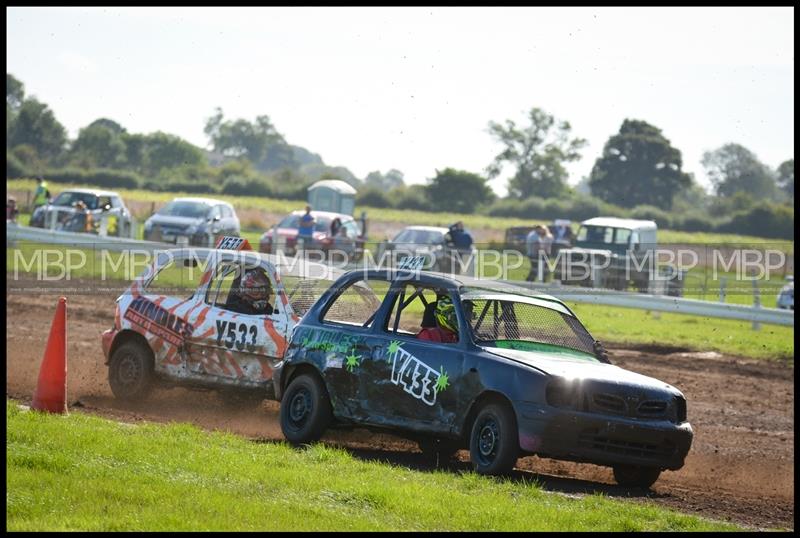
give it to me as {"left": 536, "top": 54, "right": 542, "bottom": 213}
{"left": 435, "top": 295, "right": 458, "bottom": 333}
{"left": 239, "top": 268, "right": 272, "bottom": 308}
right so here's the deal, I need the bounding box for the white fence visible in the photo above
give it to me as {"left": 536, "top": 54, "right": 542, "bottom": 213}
{"left": 6, "top": 223, "right": 795, "bottom": 328}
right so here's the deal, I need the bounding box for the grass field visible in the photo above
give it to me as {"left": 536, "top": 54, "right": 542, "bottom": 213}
{"left": 6, "top": 401, "right": 740, "bottom": 531}
{"left": 7, "top": 179, "right": 794, "bottom": 249}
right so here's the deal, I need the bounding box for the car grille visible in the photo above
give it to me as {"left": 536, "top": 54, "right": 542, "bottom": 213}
{"left": 590, "top": 393, "right": 670, "bottom": 420}
{"left": 578, "top": 430, "right": 676, "bottom": 460}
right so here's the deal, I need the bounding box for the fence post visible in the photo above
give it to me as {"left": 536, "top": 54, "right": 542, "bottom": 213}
{"left": 752, "top": 276, "right": 761, "bottom": 331}
{"left": 719, "top": 277, "right": 727, "bottom": 303}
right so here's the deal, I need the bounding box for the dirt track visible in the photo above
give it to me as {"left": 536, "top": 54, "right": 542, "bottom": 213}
{"left": 5, "top": 281, "right": 795, "bottom": 530}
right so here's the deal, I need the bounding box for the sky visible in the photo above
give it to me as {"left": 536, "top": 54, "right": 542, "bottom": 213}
{"left": 6, "top": 6, "right": 794, "bottom": 196}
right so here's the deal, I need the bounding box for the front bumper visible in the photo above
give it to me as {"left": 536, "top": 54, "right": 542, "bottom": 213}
{"left": 515, "top": 401, "right": 693, "bottom": 470}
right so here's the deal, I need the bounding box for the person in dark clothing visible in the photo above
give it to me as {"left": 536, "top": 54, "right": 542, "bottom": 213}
{"left": 226, "top": 268, "right": 274, "bottom": 316}
{"left": 446, "top": 221, "right": 473, "bottom": 250}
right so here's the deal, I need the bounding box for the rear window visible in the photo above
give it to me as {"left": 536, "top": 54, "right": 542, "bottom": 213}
{"left": 51, "top": 192, "right": 99, "bottom": 210}
{"left": 158, "top": 201, "right": 210, "bottom": 218}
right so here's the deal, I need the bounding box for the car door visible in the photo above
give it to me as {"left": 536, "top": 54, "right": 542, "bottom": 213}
{"left": 359, "top": 282, "right": 465, "bottom": 434}
{"left": 183, "top": 257, "right": 290, "bottom": 388}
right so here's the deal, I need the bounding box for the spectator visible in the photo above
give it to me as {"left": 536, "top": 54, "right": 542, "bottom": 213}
{"left": 297, "top": 205, "right": 315, "bottom": 252}
{"left": 32, "top": 176, "right": 50, "bottom": 211}
{"left": 550, "top": 219, "right": 574, "bottom": 256}
{"left": 526, "top": 225, "right": 552, "bottom": 281}
{"left": 7, "top": 197, "right": 19, "bottom": 222}
{"left": 330, "top": 217, "right": 342, "bottom": 238}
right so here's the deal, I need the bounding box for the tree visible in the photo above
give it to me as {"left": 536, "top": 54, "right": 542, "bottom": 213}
{"left": 364, "top": 169, "right": 405, "bottom": 191}
{"left": 204, "top": 108, "right": 295, "bottom": 172}
{"left": 7, "top": 73, "right": 24, "bottom": 111}
{"left": 7, "top": 97, "right": 67, "bottom": 163}
{"left": 69, "top": 122, "right": 127, "bottom": 169}
{"left": 487, "top": 107, "right": 586, "bottom": 198}
{"left": 142, "top": 132, "right": 205, "bottom": 176}
{"left": 589, "top": 119, "right": 691, "bottom": 209}
{"left": 776, "top": 159, "right": 794, "bottom": 198}
{"left": 88, "top": 117, "right": 126, "bottom": 135}
{"left": 426, "top": 168, "right": 494, "bottom": 213}
{"left": 701, "top": 143, "right": 777, "bottom": 200}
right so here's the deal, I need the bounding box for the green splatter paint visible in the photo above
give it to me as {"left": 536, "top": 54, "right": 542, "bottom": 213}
{"left": 345, "top": 352, "right": 360, "bottom": 372}
{"left": 386, "top": 340, "right": 402, "bottom": 361}
{"left": 435, "top": 366, "right": 450, "bottom": 392}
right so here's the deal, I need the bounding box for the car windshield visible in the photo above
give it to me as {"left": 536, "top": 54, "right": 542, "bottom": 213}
{"left": 278, "top": 213, "right": 332, "bottom": 232}
{"left": 50, "top": 192, "right": 100, "bottom": 210}
{"left": 464, "top": 297, "right": 599, "bottom": 360}
{"left": 392, "top": 229, "right": 445, "bottom": 245}
{"left": 576, "top": 225, "right": 631, "bottom": 246}
{"left": 158, "top": 201, "right": 211, "bottom": 218}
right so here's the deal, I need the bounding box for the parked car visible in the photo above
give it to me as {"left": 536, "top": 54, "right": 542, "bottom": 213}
{"left": 383, "top": 225, "right": 476, "bottom": 273}
{"left": 553, "top": 217, "right": 658, "bottom": 291}
{"left": 100, "top": 237, "right": 339, "bottom": 405}
{"left": 274, "top": 263, "right": 693, "bottom": 487}
{"left": 258, "top": 210, "right": 365, "bottom": 260}
{"left": 30, "top": 188, "right": 132, "bottom": 236}
{"left": 776, "top": 276, "right": 794, "bottom": 310}
{"left": 144, "top": 197, "right": 239, "bottom": 247}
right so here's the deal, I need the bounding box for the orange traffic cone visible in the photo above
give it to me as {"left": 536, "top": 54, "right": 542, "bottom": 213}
{"left": 31, "top": 296, "right": 68, "bottom": 414}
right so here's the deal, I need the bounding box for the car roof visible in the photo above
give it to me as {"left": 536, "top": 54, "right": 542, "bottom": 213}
{"left": 398, "top": 226, "right": 449, "bottom": 234}
{"left": 581, "top": 217, "right": 657, "bottom": 230}
{"left": 172, "top": 197, "right": 232, "bottom": 206}
{"left": 288, "top": 210, "right": 353, "bottom": 220}
{"left": 58, "top": 188, "right": 120, "bottom": 197}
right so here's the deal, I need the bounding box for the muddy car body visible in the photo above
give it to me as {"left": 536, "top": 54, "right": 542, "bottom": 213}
{"left": 100, "top": 238, "right": 336, "bottom": 403}
{"left": 274, "top": 266, "right": 693, "bottom": 487}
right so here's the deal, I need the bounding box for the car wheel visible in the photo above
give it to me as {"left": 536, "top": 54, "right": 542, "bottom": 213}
{"left": 613, "top": 465, "right": 661, "bottom": 488}
{"left": 108, "top": 341, "right": 154, "bottom": 401}
{"left": 469, "top": 402, "right": 519, "bottom": 475}
{"left": 280, "top": 373, "right": 332, "bottom": 445}
{"left": 418, "top": 437, "right": 461, "bottom": 466}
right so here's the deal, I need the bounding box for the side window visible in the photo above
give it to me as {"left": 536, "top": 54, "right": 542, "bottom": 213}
{"left": 206, "top": 262, "right": 277, "bottom": 313}
{"left": 342, "top": 220, "right": 358, "bottom": 238}
{"left": 209, "top": 205, "right": 222, "bottom": 220}
{"left": 321, "top": 278, "right": 391, "bottom": 328}
{"left": 98, "top": 196, "right": 112, "bottom": 209}
{"left": 614, "top": 228, "right": 631, "bottom": 245}
{"left": 111, "top": 196, "right": 123, "bottom": 208}
{"left": 385, "top": 284, "right": 459, "bottom": 342}
{"left": 144, "top": 257, "right": 210, "bottom": 299}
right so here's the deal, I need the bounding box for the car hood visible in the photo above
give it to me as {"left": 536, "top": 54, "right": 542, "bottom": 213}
{"left": 483, "top": 346, "right": 678, "bottom": 392}
{"left": 147, "top": 215, "right": 204, "bottom": 227}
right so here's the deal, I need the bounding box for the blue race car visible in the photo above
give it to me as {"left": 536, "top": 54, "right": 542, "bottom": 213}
{"left": 273, "top": 264, "right": 693, "bottom": 488}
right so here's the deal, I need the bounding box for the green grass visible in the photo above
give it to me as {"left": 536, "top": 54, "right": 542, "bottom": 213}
{"left": 572, "top": 302, "right": 793, "bottom": 361}
{"left": 7, "top": 179, "right": 794, "bottom": 250}
{"left": 6, "top": 401, "right": 741, "bottom": 531}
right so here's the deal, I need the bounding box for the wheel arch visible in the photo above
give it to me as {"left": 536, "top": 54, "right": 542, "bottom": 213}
{"left": 459, "top": 390, "right": 518, "bottom": 443}
{"left": 107, "top": 329, "right": 153, "bottom": 366}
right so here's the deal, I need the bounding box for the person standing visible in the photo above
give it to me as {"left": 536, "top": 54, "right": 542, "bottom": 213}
{"left": 538, "top": 224, "right": 554, "bottom": 281}
{"left": 32, "top": 176, "right": 50, "bottom": 211}
{"left": 7, "top": 197, "right": 19, "bottom": 222}
{"left": 525, "top": 226, "right": 541, "bottom": 282}
{"left": 297, "top": 205, "right": 315, "bottom": 254}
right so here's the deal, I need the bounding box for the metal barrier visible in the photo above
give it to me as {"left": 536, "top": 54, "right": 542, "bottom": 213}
{"left": 6, "top": 223, "right": 794, "bottom": 327}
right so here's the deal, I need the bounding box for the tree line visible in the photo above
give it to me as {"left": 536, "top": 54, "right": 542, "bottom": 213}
{"left": 6, "top": 73, "right": 794, "bottom": 239}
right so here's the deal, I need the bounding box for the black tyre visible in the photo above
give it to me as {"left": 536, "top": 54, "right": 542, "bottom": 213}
{"left": 280, "top": 373, "right": 332, "bottom": 445}
{"left": 108, "top": 341, "right": 154, "bottom": 401}
{"left": 613, "top": 465, "right": 661, "bottom": 488}
{"left": 469, "top": 402, "right": 519, "bottom": 475}
{"left": 418, "top": 437, "right": 461, "bottom": 466}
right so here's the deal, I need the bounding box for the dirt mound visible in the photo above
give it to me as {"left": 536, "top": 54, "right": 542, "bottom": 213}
{"left": 5, "top": 278, "right": 794, "bottom": 530}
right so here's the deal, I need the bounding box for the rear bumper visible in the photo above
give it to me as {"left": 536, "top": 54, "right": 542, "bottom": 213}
{"left": 515, "top": 401, "right": 693, "bottom": 470}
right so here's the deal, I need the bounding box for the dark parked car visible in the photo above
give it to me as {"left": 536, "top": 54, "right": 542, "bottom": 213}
{"left": 259, "top": 210, "right": 365, "bottom": 260}
{"left": 30, "top": 188, "right": 132, "bottom": 236}
{"left": 382, "top": 225, "right": 476, "bottom": 273}
{"left": 273, "top": 266, "right": 693, "bottom": 488}
{"left": 144, "top": 197, "right": 240, "bottom": 247}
